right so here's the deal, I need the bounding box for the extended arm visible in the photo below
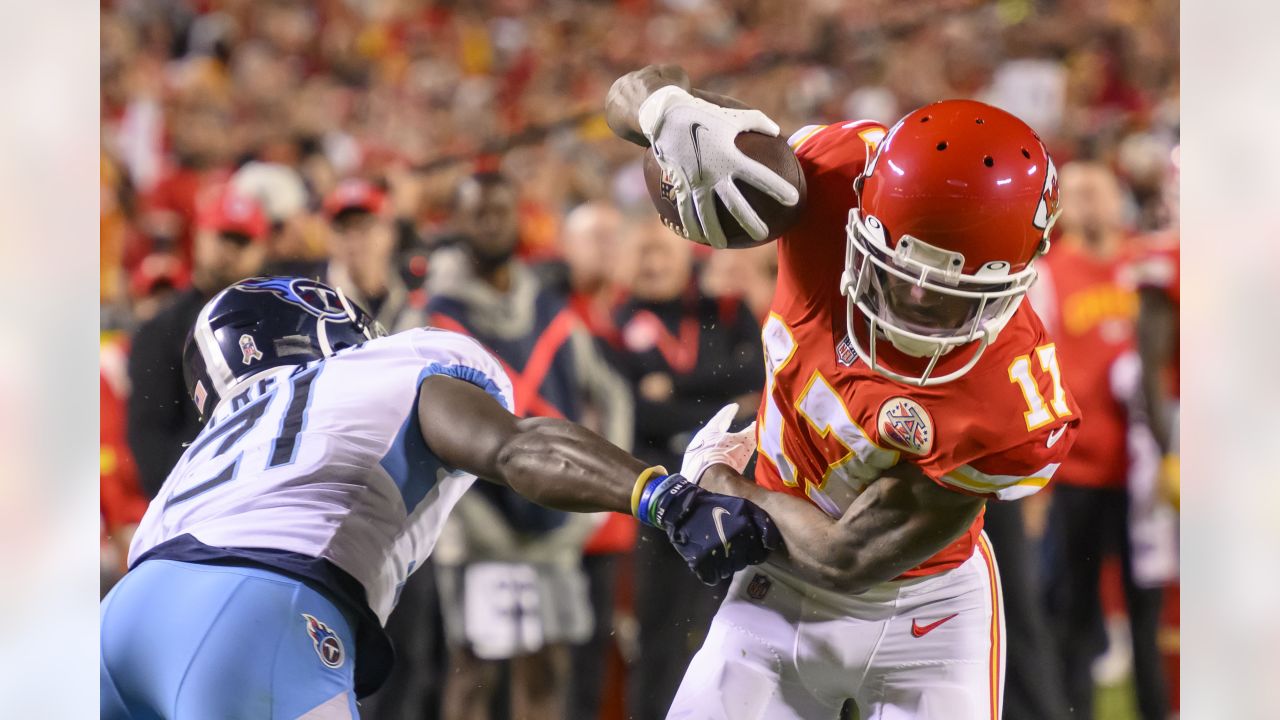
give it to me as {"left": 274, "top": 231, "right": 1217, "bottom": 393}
{"left": 701, "top": 463, "right": 985, "bottom": 594}
{"left": 417, "top": 374, "right": 643, "bottom": 513}
{"left": 415, "top": 375, "right": 782, "bottom": 582}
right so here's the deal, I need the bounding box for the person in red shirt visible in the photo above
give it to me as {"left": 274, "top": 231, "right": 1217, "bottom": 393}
{"left": 101, "top": 333, "right": 149, "bottom": 593}
{"left": 609, "top": 66, "right": 1080, "bottom": 719}
{"left": 1030, "top": 161, "right": 1168, "bottom": 720}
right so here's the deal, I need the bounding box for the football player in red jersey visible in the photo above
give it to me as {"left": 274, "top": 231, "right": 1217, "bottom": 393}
{"left": 607, "top": 65, "right": 1081, "bottom": 719}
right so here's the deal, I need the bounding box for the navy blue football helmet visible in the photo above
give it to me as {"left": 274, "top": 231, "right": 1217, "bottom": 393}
{"left": 182, "top": 276, "right": 387, "bottom": 416}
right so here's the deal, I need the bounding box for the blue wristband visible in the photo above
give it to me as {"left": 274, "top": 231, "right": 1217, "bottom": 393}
{"left": 642, "top": 474, "right": 685, "bottom": 528}
{"left": 636, "top": 474, "right": 666, "bottom": 528}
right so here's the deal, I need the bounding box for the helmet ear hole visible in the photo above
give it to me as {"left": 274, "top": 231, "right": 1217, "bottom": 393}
{"left": 936, "top": 141, "right": 948, "bottom": 151}
{"left": 983, "top": 156, "right": 994, "bottom": 167}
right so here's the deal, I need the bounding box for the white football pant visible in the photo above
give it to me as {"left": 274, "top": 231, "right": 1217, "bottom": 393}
{"left": 668, "top": 533, "right": 1005, "bottom": 720}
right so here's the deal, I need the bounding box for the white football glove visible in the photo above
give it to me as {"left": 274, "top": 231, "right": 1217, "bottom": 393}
{"left": 639, "top": 86, "right": 800, "bottom": 248}
{"left": 680, "top": 403, "right": 758, "bottom": 485}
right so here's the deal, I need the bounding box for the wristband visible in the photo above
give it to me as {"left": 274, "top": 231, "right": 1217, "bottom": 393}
{"left": 643, "top": 474, "right": 685, "bottom": 528}
{"left": 630, "top": 465, "right": 668, "bottom": 518}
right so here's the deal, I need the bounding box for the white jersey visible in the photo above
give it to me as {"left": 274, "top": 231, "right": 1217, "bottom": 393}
{"left": 129, "top": 328, "right": 515, "bottom": 624}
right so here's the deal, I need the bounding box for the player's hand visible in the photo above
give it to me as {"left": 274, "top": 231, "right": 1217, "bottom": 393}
{"left": 639, "top": 85, "right": 800, "bottom": 248}
{"left": 636, "top": 473, "right": 781, "bottom": 584}
{"left": 680, "top": 403, "right": 757, "bottom": 485}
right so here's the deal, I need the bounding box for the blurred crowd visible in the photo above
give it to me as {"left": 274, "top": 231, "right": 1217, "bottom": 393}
{"left": 100, "top": 0, "right": 1180, "bottom": 718}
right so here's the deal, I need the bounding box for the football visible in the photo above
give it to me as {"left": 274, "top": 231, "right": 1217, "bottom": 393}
{"left": 644, "top": 131, "right": 807, "bottom": 249}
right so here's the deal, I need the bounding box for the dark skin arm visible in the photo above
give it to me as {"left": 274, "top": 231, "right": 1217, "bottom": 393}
{"left": 417, "top": 375, "right": 645, "bottom": 513}
{"left": 605, "top": 64, "right": 751, "bottom": 147}
{"left": 701, "top": 463, "right": 985, "bottom": 594}
{"left": 1137, "top": 286, "right": 1177, "bottom": 454}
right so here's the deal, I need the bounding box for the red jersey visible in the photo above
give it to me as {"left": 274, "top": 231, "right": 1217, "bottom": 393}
{"left": 1031, "top": 241, "right": 1138, "bottom": 489}
{"left": 101, "top": 334, "right": 148, "bottom": 534}
{"left": 754, "top": 121, "right": 1081, "bottom": 577}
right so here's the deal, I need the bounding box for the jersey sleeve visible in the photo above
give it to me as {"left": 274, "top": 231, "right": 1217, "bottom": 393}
{"left": 1132, "top": 242, "right": 1180, "bottom": 304}
{"left": 934, "top": 418, "right": 1078, "bottom": 500}
{"left": 774, "top": 120, "right": 888, "bottom": 312}
{"left": 787, "top": 120, "right": 887, "bottom": 165}
{"left": 918, "top": 304, "right": 1083, "bottom": 500}
{"left": 406, "top": 328, "right": 516, "bottom": 413}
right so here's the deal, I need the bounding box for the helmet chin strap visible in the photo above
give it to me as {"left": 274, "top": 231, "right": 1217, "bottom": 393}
{"left": 316, "top": 316, "right": 334, "bottom": 356}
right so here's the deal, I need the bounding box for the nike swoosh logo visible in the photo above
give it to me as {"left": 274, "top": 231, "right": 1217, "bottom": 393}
{"left": 711, "top": 506, "right": 732, "bottom": 554}
{"left": 910, "top": 613, "right": 958, "bottom": 638}
{"left": 690, "top": 122, "right": 707, "bottom": 183}
{"left": 1046, "top": 425, "right": 1067, "bottom": 448}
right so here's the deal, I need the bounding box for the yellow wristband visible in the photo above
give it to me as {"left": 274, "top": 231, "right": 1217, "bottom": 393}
{"left": 631, "top": 465, "right": 668, "bottom": 518}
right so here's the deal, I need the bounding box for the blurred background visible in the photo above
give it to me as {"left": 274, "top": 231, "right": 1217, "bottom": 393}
{"left": 99, "top": 0, "right": 1180, "bottom": 718}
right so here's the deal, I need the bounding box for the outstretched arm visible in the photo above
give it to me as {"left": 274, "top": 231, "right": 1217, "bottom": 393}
{"left": 417, "top": 374, "right": 643, "bottom": 512}
{"left": 415, "top": 375, "right": 781, "bottom": 583}
{"left": 701, "top": 463, "right": 985, "bottom": 594}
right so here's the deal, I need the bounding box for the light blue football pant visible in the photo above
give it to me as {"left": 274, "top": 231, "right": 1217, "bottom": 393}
{"left": 100, "top": 559, "right": 361, "bottom": 719}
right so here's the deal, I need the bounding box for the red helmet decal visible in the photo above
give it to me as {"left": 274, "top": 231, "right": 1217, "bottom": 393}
{"left": 1033, "top": 158, "right": 1060, "bottom": 232}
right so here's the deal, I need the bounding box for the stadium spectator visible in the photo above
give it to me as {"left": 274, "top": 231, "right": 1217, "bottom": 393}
{"left": 321, "top": 178, "right": 428, "bottom": 332}
{"left": 1030, "top": 161, "right": 1168, "bottom": 720}
{"left": 229, "top": 161, "right": 318, "bottom": 271}
{"left": 101, "top": 0, "right": 1181, "bottom": 713}
{"left": 554, "top": 200, "right": 636, "bottom": 719}
{"left": 126, "top": 186, "right": 268, "bottom": 498}
{"left": 609, "top": 217, "right": 764, "bottom": 720}
{"left": 427, "top": 171, "right": 633, "bottom": 720}
{"left": 699, "top": 242, "right": 779, "bottom": 321}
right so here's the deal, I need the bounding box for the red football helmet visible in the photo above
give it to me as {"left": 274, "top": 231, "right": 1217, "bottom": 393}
{"left": 840, "top": 99, "right": 1061, "bottom": 386}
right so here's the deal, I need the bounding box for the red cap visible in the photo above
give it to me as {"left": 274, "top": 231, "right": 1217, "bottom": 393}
{"left": 196, "top": 185, "right": 269, "bottom": 241}
{"left": 129, "top": 253, "right": 190, "bottom": 299}
{"left": 324, "top": 179, "right": 387, "bottom": 219}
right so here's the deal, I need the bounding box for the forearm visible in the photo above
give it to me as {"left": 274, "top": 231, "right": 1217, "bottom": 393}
{"left": 605, "top": 64, "right": 751, "bottom": 146}
{"left": 494, "top": 416, "right": 647, "bottom": 514}
{"left": 702, "top": 464, "right": 984, "bottom": 593}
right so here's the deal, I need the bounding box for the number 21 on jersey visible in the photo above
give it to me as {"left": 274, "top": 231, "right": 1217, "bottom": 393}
{"left": 1008, "top": 343, "right": 1071, "bottom": 431}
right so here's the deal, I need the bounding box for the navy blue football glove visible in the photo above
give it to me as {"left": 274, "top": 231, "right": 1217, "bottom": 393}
{"left": 637, "top": 474, "right": 782, "bottom": 584}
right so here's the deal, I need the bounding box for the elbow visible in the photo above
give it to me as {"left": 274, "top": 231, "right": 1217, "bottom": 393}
{"left": 808, "top": 540, "right": 872, "bottom": 595}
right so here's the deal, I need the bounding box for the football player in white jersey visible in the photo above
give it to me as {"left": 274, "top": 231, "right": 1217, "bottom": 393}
{"left": 100, "top": 276, "right": 780, "bottom": 719}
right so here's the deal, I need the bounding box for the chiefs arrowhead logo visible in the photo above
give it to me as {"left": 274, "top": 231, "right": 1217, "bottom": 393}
{"left": 877, "top": 396, "right": 934, "bottom": 456}
{"left": 1033, "top": 157, "right": 1061, "bottom": 233}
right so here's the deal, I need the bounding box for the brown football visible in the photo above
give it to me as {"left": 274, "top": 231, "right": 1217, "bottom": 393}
{"left": 644, "top": 131, "right": 807, "bottom": 249}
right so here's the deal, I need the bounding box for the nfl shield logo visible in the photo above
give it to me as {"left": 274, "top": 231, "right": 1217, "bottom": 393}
{"left": 836, "top": 337, "right": 857, "bottom": 367}
{"left": 877, "top": 397, "right": 934, "bottom": 455}
{"left": 747, "top": 573, "right": 772, "bottom": 601}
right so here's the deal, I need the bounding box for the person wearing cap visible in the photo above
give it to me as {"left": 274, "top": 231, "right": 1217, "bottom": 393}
{"left": 126, "top": 185, "right": 268, "bottom": 499}
{"left": 318, "top": 178, "right": 426, "bottom": 334}
{"left": 426, "top": 171, "right": 634, "bottom": 720}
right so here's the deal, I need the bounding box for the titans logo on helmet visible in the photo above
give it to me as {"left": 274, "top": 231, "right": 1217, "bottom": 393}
{"left": 237, "top": 277, "right": 351, "bottom": 321}
{"left": 302, "top": 613, "right": 345, "bottom": 669}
